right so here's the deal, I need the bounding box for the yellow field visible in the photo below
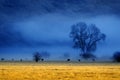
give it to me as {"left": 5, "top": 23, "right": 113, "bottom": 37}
{"left": 0, "top": 62, "right": 120, "bottom": 80}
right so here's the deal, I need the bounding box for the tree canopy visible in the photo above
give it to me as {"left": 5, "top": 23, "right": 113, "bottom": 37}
{"left": 33, "top": 52, "right": 41, "bottom": 62}
{"left": 70, "top": 22, "right": 106, "bottom": 59}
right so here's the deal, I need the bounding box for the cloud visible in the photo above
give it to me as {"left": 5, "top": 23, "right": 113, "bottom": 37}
{"left": 0, "top": 0, "right": 120, "bottom": 18}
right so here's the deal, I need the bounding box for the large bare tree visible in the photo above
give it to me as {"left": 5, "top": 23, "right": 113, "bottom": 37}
{"left": 70, "top": 22, "right": 106, "bottom": 59}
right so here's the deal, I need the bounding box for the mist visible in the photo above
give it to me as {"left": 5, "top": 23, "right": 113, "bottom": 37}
{"left": 0, "top": 0, "right": 120, "bottom": 60}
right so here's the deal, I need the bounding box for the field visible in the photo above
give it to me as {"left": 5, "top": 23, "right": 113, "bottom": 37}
{"left": 0, "top": 61, "right": 120, "bottom": 80}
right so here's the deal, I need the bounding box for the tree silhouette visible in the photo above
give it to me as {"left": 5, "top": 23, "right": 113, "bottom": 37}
{"left": 70, "top": 22, "right": 106, "bottom": 59}
{"left": 33, "top": 52, "right": 41, "bottom": 62}
{"left": 41, "top": 59, "right": 44, "bottom": 61}
{"left": 78, "top": 59, "right": 81, "bottom": 62}
{"left": 1, "top": 58, "right": 5, "bottom": 61}
{"left": 67, "top": 59, "right": 70, "bottom": 61}
{"left": 113, "top": 52, "right": 120, "bottom": 62}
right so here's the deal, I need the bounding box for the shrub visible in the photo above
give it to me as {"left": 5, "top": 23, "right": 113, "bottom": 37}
{"left": 113, "top": 52, "right": 120, "bottom": 62}
{"left": 67, "top": 59, "right": 70, "bottom": 61}
{"left": 1, "top": 58, "right": 5, "bottom": 61}
{"left": 41, "top": 59, "right": 44, "bottom": 61}
{"left": 78, "top": 59, "right": 81, "bottom": 62}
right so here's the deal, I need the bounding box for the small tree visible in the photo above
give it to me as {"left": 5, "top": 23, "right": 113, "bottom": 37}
{"left": 41, "top": 59, "right": 44, "bottom": 61}
{"left": 78, "top": 59, "right": 81, "bottom": 62}
{"left": 113, "top": 52, "right": 120, "bottom": 62}
{"left": 33, "top": 52, "right": 41, "bottom": 62}
{"left": 1, "top": 58, "right": 5, "bottom": 61}
{"left": 67, "top": 59, "right": 70, "bottom": 61}
{"left": 70, "top": 22, "right": 106, "bottom": 59}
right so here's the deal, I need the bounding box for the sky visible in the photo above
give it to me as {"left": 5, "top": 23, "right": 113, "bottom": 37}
{"left": 0, "top": 0, "right": 120, "bottom": 60}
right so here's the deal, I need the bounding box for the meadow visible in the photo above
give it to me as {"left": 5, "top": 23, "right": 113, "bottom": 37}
{"left": 0, "top": 61, "right": 120, "bottom": 80}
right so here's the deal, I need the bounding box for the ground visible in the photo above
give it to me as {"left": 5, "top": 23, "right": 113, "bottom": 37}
{"left": 0, "top": 61, "right": 120, "bottom": 80}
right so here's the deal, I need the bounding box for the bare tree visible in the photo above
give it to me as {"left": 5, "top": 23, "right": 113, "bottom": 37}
{"left": 70, "top": 22, "right": 106, "bottom": 59}
{"left": 33, "top": 52, "right": 41, "bottom": 62}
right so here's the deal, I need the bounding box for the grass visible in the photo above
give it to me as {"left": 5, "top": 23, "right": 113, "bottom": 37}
{"left": 0, "top": 61, "right": 120, "bottom": 80}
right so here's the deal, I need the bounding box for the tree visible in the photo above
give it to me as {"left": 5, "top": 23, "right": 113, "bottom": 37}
{"left": 41, "top": 59, "right": 44, "bottom": 61}
{"left": 1, "top": 58, "right": 5, "bottom": 61}
{"left": 113, "top": 52, "right": 120, "bottom": 62}
{"left": 70, "top": 22, "right": 106, "bottom": 59}
{"left": 33, "top": 52, "right": 41, "bottom": 62}
{"left": 67, "top": 59, "right": 70, "bottom": 61}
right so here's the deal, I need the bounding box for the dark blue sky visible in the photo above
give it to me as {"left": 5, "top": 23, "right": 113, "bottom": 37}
{"left": 0, "top": 0, "right": 120, "bottom": 60}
